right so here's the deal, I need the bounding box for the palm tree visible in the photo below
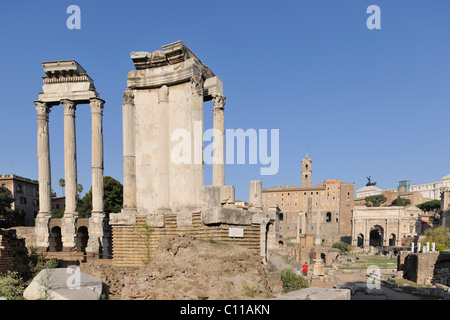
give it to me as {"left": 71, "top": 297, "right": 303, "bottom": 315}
{"left": 59, "top": 179, "right": 65, "bottom": 196}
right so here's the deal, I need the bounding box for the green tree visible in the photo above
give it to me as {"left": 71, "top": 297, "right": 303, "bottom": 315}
{"left": 391, "top": 197, "right": 411, "bottom": 207}
{"left": 77, "top": 176, "right": 123, "bottom": 218}
{"left": 420, "top": 226, "right": 450, "bottom": 252}
{"left": 58, "top": 179, "right": 65, "bottom": 196}
{"left": 332, "top": 241, "right": 352, "bottom": 254}
{"left": 0, "top": 186, "right": 24, "bottom": 228}
{"left": 417, "top": 200, "right": 441, "bottom": 212}
{"left": 365, "top": 195, "right": 387, "bottom": 207}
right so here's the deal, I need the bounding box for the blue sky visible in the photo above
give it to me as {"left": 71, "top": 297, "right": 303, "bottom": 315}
{"left": 0, "top": 1, "right": 449, "bottom": 202}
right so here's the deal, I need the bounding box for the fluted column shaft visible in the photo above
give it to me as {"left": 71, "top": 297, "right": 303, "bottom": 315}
{"left": 158, "top": 85, "right": 170, "bottom": 210}
{"left": 122, "top": 89, "right": 137, "bottom": 209}
{"left": 212, "top": 94, "right": 226, "bottom": 186}
{"left": 90, "top": 98, "right": 105, "bottom": 214}
{"left": 191, "top": 76, "right": 204, "bottom": 206}
{"left": 62, "top": 99, "right": 78, "bottom": 216}
{"left": 35, "top": 101, "right": 52, "bottom": 215}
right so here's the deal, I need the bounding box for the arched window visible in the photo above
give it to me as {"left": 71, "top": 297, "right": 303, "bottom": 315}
{"left": 326, "top": 212, "right": 332, "bottom": 223}
{"left": 305, "top": 175, "right": 308, "bottom": 181}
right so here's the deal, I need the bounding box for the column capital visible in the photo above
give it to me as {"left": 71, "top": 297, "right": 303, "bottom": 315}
{"left": 158, "top": 85, "right": 169, "bottom": 103}
{"left": 123, "top": 89, "right": 134, "bottom": 105}
{"left": 35, "top": 101, "right": 51, "bottom": 120}
{"left": 190, "top": 75, "right": 204, "bottom": 96}
{"left": 90, "top": 98, "right": 105, "bottom": 114}
{"left": 213, "top": 94, "right": 226, "bottom": 111}
{"left": 61, "top": 99, "right": 77, "bottom": 116}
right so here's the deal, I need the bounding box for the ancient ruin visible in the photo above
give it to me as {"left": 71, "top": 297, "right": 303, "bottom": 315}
{"left": 34, "top": 60, "right": 108, "bottom": 256}
{"left": 351, "top": 205, "right": 422, "bottom": 250}
{"left": 109, "top": 41, "right": 272, "bottom": 266}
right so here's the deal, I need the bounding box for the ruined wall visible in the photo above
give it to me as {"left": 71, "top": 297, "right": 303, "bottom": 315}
{"left": 112, "top": 212, "right": 261, "bottom": 267}
{"left": 0, "top": 230, "right": 27, "bottom": 274}
{"left": 401, "top": 252, "right": 440, "bottom": 285}
{"left": 432, "top": 254, "right": 450, "bottom": 287}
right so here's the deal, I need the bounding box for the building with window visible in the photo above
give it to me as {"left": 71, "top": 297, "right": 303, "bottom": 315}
{"left": 262, "top": 155, "right": 355, "bottom": 245}
{"left": 0, "top": 174, "right": 40, "bottom": 226}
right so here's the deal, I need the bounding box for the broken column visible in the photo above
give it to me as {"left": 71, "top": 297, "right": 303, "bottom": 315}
{"left": 249, "top": 180, "right": 262, "bottom": 210}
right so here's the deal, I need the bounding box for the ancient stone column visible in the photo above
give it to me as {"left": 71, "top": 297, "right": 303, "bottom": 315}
{"left": 35, "top": 101, "right": 52, "bottom": 249}
{"left": 86, "top": 98, "right": 106, "bottom": 255}
{"left": 90, "top": 98, "right": 105, "bottom": 215}
{"left": 314, "top": 202, "right": 321, "bottom": 246}
{"left": 62, "top": 99, "right": 78, "bottom": 216}
{"left": 212, "top": 94, "right": 226, "bottom": 186}
{"left": 249, "top": 180, "right": 262, "bottom": 209}
{"left": 157, "top": 85, "right": 170, "bottom": 210}
{"left": 61, "top": 99, "right": 78, "bottom": 251}
{"left": 122, "top": 89, "right": 137, "bottom": 210}
{"left": 191, "top": 76, "right": 204, "bottom": 207}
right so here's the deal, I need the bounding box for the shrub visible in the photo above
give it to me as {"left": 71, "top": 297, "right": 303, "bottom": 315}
{"left": 242, "top": 281, "right": 259, "bottom": 298}
{"left": 332, "top": 241, "right": 352, "bottom": 254}
{"left": 280, "top": 269, "right": 308, "bottom": 293}
{"left": 420, "top": 226, "right": 450, "bottom": 252}
{"left": 0, "top": 271, "right": 26, "bottom": 300}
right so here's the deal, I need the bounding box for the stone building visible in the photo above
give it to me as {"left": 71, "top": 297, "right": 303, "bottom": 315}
{"left": 351, "top": 205, "right": 422, "bottom": 250}
{"left": 262, "top": 154, "right": 354, "bottom": 245}
{"left": 357, "top": 174, "right": 450, "bottom": 201}
{"left": 109, "top": 41, "right": 272, "bottom": 266}
{"left": 354, "top": 189, "right": 433, "bottom": 207}
{"left": 0, "top": 174, "right": 40, "bottom": 226}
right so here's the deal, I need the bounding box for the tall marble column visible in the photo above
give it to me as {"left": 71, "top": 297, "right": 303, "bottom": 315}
{"left": 122, "top": 89, "right": 137, "bottom": 210}
{"left": 191, "top": 76, "right": 204, "bottom": 207}
{"left": 90, "top": 98, "right": 105, "bottom": 215}
{"left": 61, "top": 99, "right": 78, "bottom": 251}
{"left": 34, "top": 101, "right": 52, "bottom": 249}
{"left": 62, "top": 99, "right": 78, "bottom": 216}
{"left": 212, "top": 94, "right": 226, "bottom": 186}
{"left": 157, "top": 85, "right": 170, "bottom": 210}
{"left": 86, "top": 98, "right": 106, "bottom": 255}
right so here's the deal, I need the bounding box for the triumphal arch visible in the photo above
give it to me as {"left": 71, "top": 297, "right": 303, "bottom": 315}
{"left": 109, "top": 41, "right": 271, "bottom": 266}
{"left": 34, "top": 60, "right": 108, "bottom": 255}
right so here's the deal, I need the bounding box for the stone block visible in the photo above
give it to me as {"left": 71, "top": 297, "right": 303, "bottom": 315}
{"left": 23, "top": 267, "right": 102, "bottom": 300}
{"left": 201, "top": 207, "right": 253, "bottom": 226}
{"left": 272, "top": 287, "right": 350, "bottom": 300}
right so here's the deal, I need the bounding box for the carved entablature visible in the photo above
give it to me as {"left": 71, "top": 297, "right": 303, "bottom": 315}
{"left": 127, "top": 41, "right": 221, "bottom": 101}
{"left": 38, "top": 60, "right": 99, "bottom": 105}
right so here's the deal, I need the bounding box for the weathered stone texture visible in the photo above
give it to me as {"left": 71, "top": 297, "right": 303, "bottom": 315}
{"left": 120, "top": 235, "right": 274, "bottom": 300}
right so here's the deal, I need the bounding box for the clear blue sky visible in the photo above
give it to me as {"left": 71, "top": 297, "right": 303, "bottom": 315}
{"left": 0, "top": 1, "right": 449, "bottom": 202}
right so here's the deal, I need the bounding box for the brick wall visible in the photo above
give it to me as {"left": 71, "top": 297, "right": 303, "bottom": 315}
{"left": 0, "top": 230, "right": 27, "bottom": 274}
{"left": 111, "top": 212, "right": 261, "bottom": 267}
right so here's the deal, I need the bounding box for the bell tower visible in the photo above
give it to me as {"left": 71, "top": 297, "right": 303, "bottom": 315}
{"left": 301, "top": 154, "right": 312, "bottom": 188}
